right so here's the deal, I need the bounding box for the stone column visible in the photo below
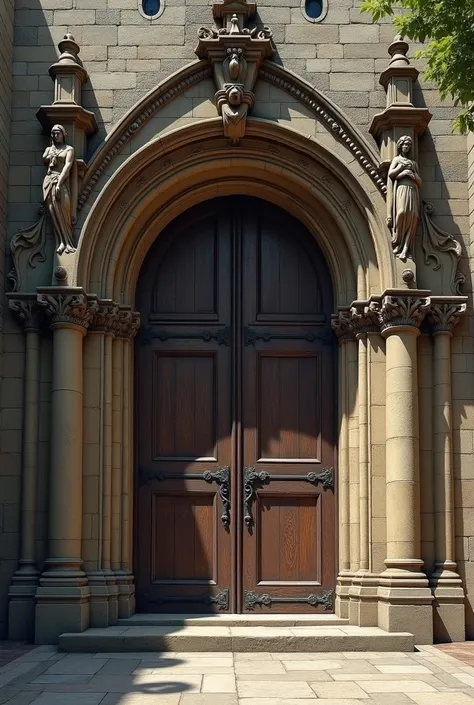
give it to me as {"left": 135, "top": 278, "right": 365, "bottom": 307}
{"left": 7, "top": 297, "right": 42, "bottom": 640}
{"left": 34, "top": 288, "right": 97, "bottom": 644}
{"left": 377, "top": 291, "right": 434, "bottom": 644}
{"left": 115, "top": 309, "right": 140, "bottom": 618}
{"left": 349, "top": 301, "right": 380, "bottom": 626}
{"left": 83, "top": 301, "right": 119, "bottom": 628}
{"left": 332, "top": 311, "right": 354, "bottom": 619}
{"left": 428, "top": 298, "right": 467, "bottom": 642}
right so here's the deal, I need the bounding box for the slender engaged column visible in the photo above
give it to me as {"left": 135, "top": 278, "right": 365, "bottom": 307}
{"left": 7, "top": 298, "right": 42, "bottom": 640}
{"left": 331, "top": 311, "right": 354, "bottom": 618}
{"left": 377, "top": 291, "right": 434, "bottom": 644}
{"left": 34, "top": 288, "right": 97, "bottom": 644}
{"left": 428, "top": 298, "right": 467, "bottom": 642}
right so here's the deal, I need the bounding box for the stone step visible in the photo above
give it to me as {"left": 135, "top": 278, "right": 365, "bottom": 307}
{"left": 117, "top": 613, "right": 349, "bottom": 628}
{"left": 59, "top": 624, "right": 415, "bottom": 653}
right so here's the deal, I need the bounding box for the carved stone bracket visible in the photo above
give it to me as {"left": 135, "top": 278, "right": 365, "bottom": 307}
{"left": 195, "top": 0, "right": 275, "bottom": 143}
{"left": 36, "top": 287, "right": 97, "bottom": 330}
{"left": 90, "top": 299, "right": 120, "bottom": 334}
{"left": 427, "top": 296, "right": 468, "bottom": 335}
{"left": 331, "top": 309, "right": 354, "bottom": 342}
{"left": 421, "top": 201, "right": 465, "bottom": 295}
{"left": 349, "top": 300, "right": 381, "bottom": 336}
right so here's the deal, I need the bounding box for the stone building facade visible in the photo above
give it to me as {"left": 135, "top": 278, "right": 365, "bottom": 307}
{"left": 0, "top": 0, "right": 474, "bottom": 647}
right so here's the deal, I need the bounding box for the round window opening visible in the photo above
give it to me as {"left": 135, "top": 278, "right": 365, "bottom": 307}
{"left": 301, "top": 0, "right": 326, "bottom": 22}
{"left": 141, "top": 0, "right": 162, "bottom": 18}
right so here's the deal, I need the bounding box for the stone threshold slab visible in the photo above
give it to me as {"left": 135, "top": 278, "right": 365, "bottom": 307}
{"left": 117, "top": 613, "right": 349, "bottom": 627}
{"left": 59, "top": 626, "right": 415, "bottom": 653}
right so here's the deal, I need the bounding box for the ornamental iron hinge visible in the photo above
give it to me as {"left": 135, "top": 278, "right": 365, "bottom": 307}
{"left": 148, "top": 588, "right": 229, "bottom": 611}
{"left": 243, "top": 467, "right": 334, "bottom": 527}
{"left": 139, "top": 466, "right": 231, "bottom": 527}
{"left": 140, "top": 325, "right": 230, "bottom": 346}
{"left": 244, "top": 589, "right": 334, "bottom": 611}
{"left": 244, "top": 325, "right": 332, "bottom": 346}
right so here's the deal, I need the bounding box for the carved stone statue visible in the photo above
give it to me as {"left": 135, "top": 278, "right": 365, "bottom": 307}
{"left": 387, "top": 135, "right": 422, "bottom": 260}
{"left": 43, "top": 124, "right": 78, "bottom": 255}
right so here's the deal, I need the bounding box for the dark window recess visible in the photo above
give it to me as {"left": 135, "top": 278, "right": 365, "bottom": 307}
{"left": 143, "top": 0, "right": 160, "bottom": 16}
{"left": 304, "top": 0, "right": 323, "bottom": 19}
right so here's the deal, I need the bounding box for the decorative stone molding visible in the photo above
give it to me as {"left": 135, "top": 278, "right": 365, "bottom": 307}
{"left": 378, "top": 289, "right": 431, "bottom": 331}
{"left": 115, "top": 307, "right": 141, "bottom": 340}
{"left": 78, "top": 63, "right": 212, "bottom": 210}
{"left": 427, "top": 297, "right": 468, "bottom": 334}
{"left": 369, "top": 36, "right": 431, "bottom": 175}
{"left": 8, "top": 206, "right": 47, "bottom": 293}
{"left": 195, "top": 0, "right": 275, "bottom": 144}
{"left": 36, "top": 287, "right": 97, "bottom": 329}
{"left": 421, "top": 201, "right": 465, "bottom": 295}
{"left": 36, "top": 33, "right": 97, "bottom": 162}
{"left": 259, "top": 63, "right": 387, "bottom": 195}
{"left": 331, "top": 309, "right": 354, "bottom": 341}
{"left": 8, "top": 295, "right": 43, "bottom": 331}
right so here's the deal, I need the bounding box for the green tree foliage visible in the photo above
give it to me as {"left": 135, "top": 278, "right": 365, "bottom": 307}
{"left": 360, "top": 0, "right": 474, "bottom": 132}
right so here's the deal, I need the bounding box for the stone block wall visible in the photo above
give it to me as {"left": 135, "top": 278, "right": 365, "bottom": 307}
{"left": 0, "top": 0, "right": 15, "bottom": 640}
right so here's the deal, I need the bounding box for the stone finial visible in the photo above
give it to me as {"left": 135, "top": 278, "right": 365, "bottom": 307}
{"left": 36, "top": 33, "right": 98, "bottom": 161}
{"left": 369, "top": 35, "right": 431, "bottom": 176}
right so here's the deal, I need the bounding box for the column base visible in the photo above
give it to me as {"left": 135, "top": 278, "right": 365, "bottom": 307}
{"left": 115, "top": 570, "right": 136, "bottom": 619}
{"left": 35, "top": 586, "right": 90, "bottom": 644}
{"left": 8, "top": 584, "right": 38, "bottom": 641}
{"left": 104, "top": 569, "right": 119, "bottom": 625}
{"left": 87, "top": 571, "right": 111, "bottom": 628}
{"left": 349, "top": 572, "right": 379, "bottom": 627}
{"left": 378, "top": 568, "right": 434, "bottom": 644}
{"left": 430, "top": 565, "right": 466, "bottom": 642}
{"left": 335, "top": 571, "right": 352, "bottom": 619}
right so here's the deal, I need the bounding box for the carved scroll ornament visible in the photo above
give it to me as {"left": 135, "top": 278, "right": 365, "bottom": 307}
{"left": 421, "top": 201, "right": 465, "bottom": 295}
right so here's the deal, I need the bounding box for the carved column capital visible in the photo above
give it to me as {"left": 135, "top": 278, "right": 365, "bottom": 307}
{"left": 349, "top": 299, "right": 381, "bottom": 337}
{"left": 377, "top": 289, "right": 431, "bottom": 334}
{"left": 8, "top": 295, "right": 43, "bottom": 331}
{"left": 427, "top": 296, "right": 468, "bottom": 335}
{"left": 36, "top": 287, "right": 97, "bottom": 330}
{"left": 90, "top": 299, "right": 120, "bottom": 334}
{"left": 331, "top": 309, "right": 354, "bottom": 342}
{"left": 115, "top": 307, "right": 141, "bottom": 340}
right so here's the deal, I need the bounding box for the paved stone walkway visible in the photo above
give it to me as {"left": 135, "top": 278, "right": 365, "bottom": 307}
{"left": 2, "top": 644, "right": 474, "bottom": 704}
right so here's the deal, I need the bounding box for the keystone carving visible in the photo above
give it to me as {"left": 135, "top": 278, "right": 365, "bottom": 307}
{"left": 195, "top": 0, "right": 275, "bottom": 144}
{"left": 421, "top": 201, "right": 465, "bottom": 295}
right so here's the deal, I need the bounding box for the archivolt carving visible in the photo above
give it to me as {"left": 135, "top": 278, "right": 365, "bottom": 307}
{"left": 421, "top": 201, "right": 465, "bottom": 295}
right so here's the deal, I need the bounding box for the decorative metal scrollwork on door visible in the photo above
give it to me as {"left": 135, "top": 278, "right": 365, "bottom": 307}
{"left": 243, "top": 466, "right": 334, "bottom": 527}
{"left": 244, "top": 589, "right": 333, "bottom": 611}
{"left": 139, "top": 466, "right": 231, "bottom": 527}
{"left": 148, "top": 588, "right": 229, "bottom": 611}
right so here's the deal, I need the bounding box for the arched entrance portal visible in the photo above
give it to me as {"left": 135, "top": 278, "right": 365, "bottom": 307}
{"left": 135, "top": 196, "right": 336, "bottom": 614}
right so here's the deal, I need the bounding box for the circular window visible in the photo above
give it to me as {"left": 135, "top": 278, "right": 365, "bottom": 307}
{"left": 139, "top": 0, "right": 164, "bottom": 20}
{"left": 301, "top": 0, "right": 327, "bottom": 22}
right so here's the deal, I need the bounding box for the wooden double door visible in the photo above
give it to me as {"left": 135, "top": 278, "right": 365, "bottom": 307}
{"left": 135, "top": 196, "right": 336, "bottom": 613}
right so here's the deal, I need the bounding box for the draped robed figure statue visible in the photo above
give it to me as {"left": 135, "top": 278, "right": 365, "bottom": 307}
{"left": 387, "top": 135, "right": 422, "bottom": 261}
{"left": 43, "top": 124, "right": 78, "bottom": 255}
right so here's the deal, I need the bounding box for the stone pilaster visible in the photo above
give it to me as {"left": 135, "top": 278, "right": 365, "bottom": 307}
{"left": 377, "top": 290, "right": 434, "bottom": 644}
{"left": 428, "top": 297, "right": 468, "bottom": 642}
{"left": 7, "top": 296, "right": 43, "bottom": 640}
{"left": 34, "top": 287, "right": 97, "bottom": 644}
{"left": 83, "top": 300, "right": 119, "bottom": 628}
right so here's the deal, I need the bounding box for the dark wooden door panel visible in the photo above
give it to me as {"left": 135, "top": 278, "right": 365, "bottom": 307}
{"left": 135, "top": 196, "right": 336, "bottom": 614}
